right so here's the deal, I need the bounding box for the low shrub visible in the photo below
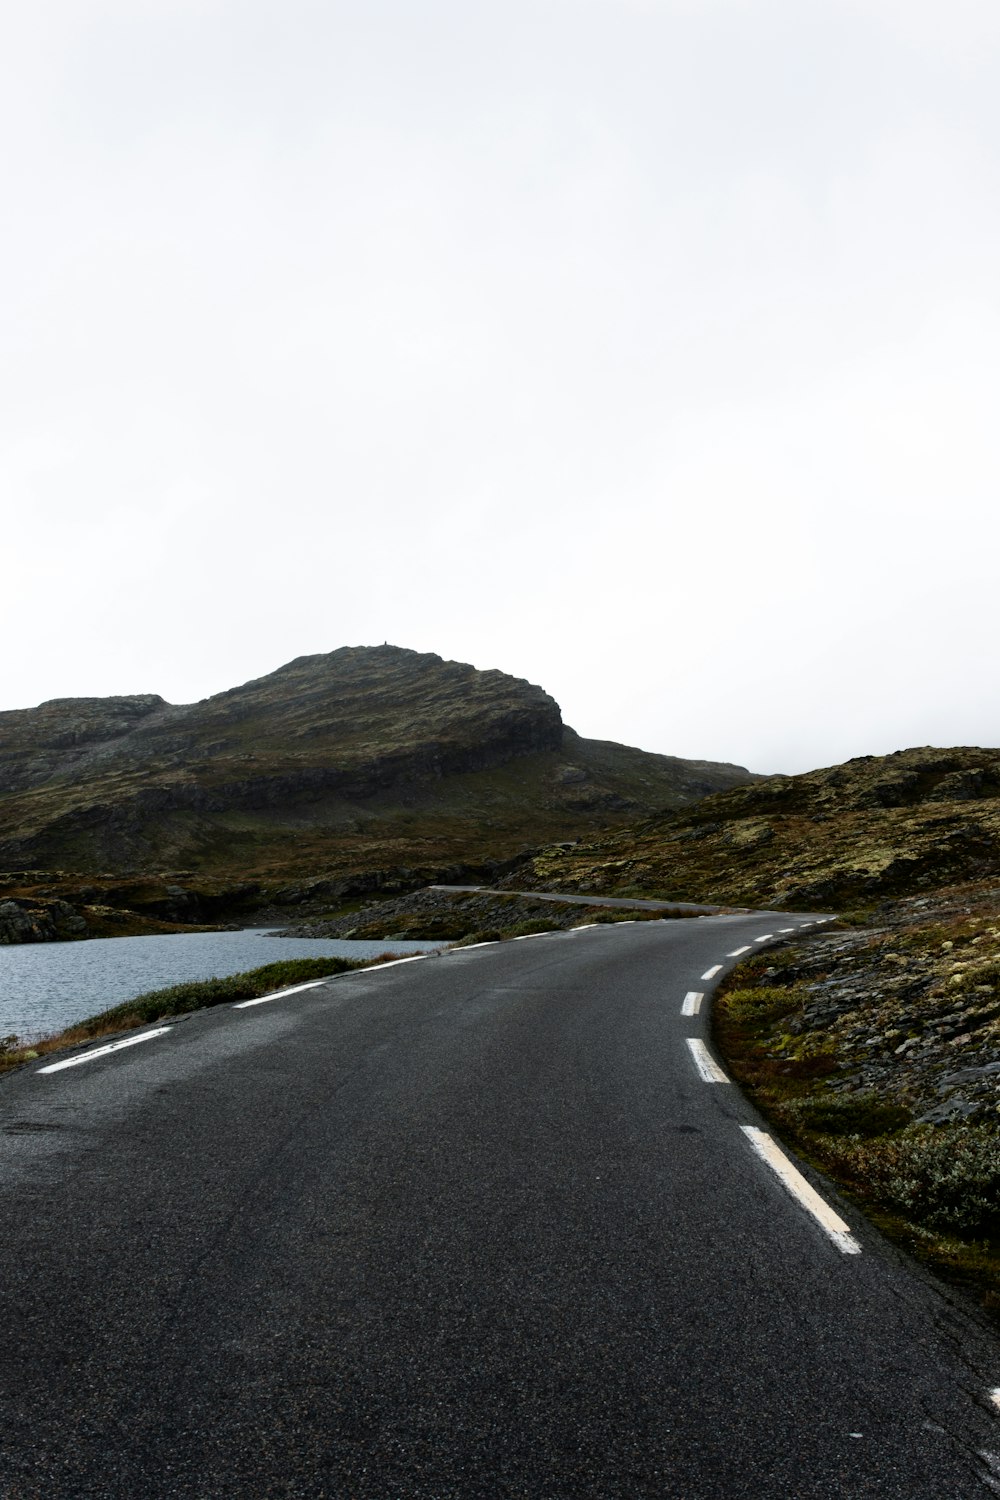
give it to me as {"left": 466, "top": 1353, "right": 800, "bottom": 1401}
{"left": 785, "top": 1093, "right": 911, "bottom": 1138}
{"left": 69, "top": 957, "right": 361, "bottom": 1036}
{"left": 720, "top": 986, "right": 800, "bottom": 1024}
{"left": 826, "top": 1125, "right": 1000, "bottom": 1237}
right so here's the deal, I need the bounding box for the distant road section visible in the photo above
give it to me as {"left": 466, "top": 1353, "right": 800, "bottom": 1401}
{"left": 1, "top": 913, "right": 998, "bottom": 1496}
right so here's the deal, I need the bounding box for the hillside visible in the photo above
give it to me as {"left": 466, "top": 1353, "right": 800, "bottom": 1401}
{"left": 0, "top": 645, "right": 755, "bottom": 933}
{"left": 506, "top": 746, "right": 1000, "bottom": 911}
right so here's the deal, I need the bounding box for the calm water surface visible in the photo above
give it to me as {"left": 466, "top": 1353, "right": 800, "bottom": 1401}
{"left": 0, "top": 929, "right": 438, "bottom": 1041}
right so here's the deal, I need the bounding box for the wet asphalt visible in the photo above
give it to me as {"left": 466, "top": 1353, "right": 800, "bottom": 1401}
{"left": 1, "top": 913, "right": 999, "bottom": 1497}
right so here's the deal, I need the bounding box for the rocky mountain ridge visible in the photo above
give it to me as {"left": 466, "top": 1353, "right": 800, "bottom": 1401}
{"left": 0, "top": 645, "right": 755, "bottom": 935}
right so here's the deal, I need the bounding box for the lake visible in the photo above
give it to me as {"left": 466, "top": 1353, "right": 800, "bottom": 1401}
{"left": 0, "top": 929, "right": 439, "bottom": 1042}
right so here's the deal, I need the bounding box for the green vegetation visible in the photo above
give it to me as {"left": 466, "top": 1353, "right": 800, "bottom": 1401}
{"left": 68, "top": 957, "right": 360, "bottom": 1034}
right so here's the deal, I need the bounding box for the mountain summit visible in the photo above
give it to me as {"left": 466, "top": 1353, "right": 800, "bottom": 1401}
{"left": 0, "top": 646, "right": 755, "bottom": 886}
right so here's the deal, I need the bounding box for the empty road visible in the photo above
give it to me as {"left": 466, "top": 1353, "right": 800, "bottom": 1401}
{"left": 1, "top": 912, "right": 999, "bottom": 1497}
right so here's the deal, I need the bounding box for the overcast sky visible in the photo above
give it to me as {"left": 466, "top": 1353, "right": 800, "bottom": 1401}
{"left": 3, "top": 1, "right": 999, "bottom": 774}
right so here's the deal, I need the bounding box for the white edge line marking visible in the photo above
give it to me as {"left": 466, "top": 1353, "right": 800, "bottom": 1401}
{"left": 38, "top": 1027, "right": 172, "bottom": 1074}
{"left": 701, "top": 964, "right": 722, "bottom": 980}
{"left": 457, "top": 940, "right": 497, "bottom": 949}
{"left": 727, "top": 945, "right": 752, "bottom": 957}
{"left": 990, "top": 1388, "right": 1000, "bottom": 1413}
{"left": 686, "top": 1038, "right": 730, "bottom": 1083}
{"left": 513, "top": 932, "right": 544, "bottom": 940}
{"left": 570, "top": 923, "right": 598, "bottom": 930}
{"left": 741, "top": 1126, "right": 861, "bottom": 1255}
{"left": 681, "top": 991, "right": 704, "bottom": 1016}
{"left": 234, "top": 979, "right": 328, "bottom": 1009}
{"left": 354, "top": 954, "right": 432, "bottom": 972}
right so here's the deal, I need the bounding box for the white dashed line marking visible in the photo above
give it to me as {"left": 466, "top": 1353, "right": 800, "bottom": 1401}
{"left": 235, "top": 980, "right": 329, "bottom": 1009}
{"left": 236, "top": 954, "right": 435, "bottom": 1008}
{"left": 686, "top": 1038, "right": 730, "bottom": 1083}
{"left": 754, "top": 934, "right": 774, "bottom": 943}
{"left": 238, "top": 948, "right": 440, "bottom": 1008}
{"left": 727, "top": 946, "right": 752, "bottom": 957}
{"left": 701, "top": 965, "right": 722, "bottom": 981}
{"left": 681, "top": 991, "right": 704, "bottom": 1016}
{"left": 778, "top": 928, "right": 795, "bottom": 933}
{"left": 741, "top": 1126, "right": 861, "bottom": 1255}
{"left": 38, "top": 1027, "right": 173, "bottom": 1074}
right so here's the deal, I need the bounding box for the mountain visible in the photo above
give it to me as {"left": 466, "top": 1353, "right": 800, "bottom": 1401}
{"left": 505, "top": 745, "right": 1000, "bottom": 912}
{"left": 0, "top": 646, "right": 755, "bottom": 927}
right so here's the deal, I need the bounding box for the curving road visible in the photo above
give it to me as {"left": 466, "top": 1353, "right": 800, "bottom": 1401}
{"left": 1, "top": 911, "right": 999, "bottom": 1497}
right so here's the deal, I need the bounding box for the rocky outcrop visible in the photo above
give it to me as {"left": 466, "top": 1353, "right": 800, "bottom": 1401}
{"left": 0, "top": 898, "right": 88, "bottom": 944}
{"left": 0, "top": 695, "right": 174, "bottom": 794}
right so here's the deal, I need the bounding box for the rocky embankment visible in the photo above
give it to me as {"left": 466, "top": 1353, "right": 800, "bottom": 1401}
{"left": 0, "top": 899, "right": 88, "bottom": 944}
{"left": 0, "top": 893, "right": 216, "bottom": 944}
{"left": 712, "top": 881, "right": 1000, "bottom": 1309}
{"left": 752, "top": 889, "right": 1000, "bottom": 1125}
{"left": 275, "top": 886, "right": 697, "bottom": 943}
{"left": 0, "top": 856, "right": 539, "bottom": 944}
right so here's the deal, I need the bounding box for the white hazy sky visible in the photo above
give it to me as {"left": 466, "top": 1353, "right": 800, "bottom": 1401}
{"left": 3, "top": 0, "right": 999, "bottom": 774}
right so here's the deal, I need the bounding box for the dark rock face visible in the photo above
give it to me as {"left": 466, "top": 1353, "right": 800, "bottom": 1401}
{"left": 0, "top": 695, "right": 173, "bottom": 794}
{"left": 0, "top": 898, "right": 88, "bottom": 944}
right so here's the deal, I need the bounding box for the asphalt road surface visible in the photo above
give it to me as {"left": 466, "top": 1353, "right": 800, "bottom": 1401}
{"left": 2, "top": 912, "right": 1000, "bottom": 1498}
